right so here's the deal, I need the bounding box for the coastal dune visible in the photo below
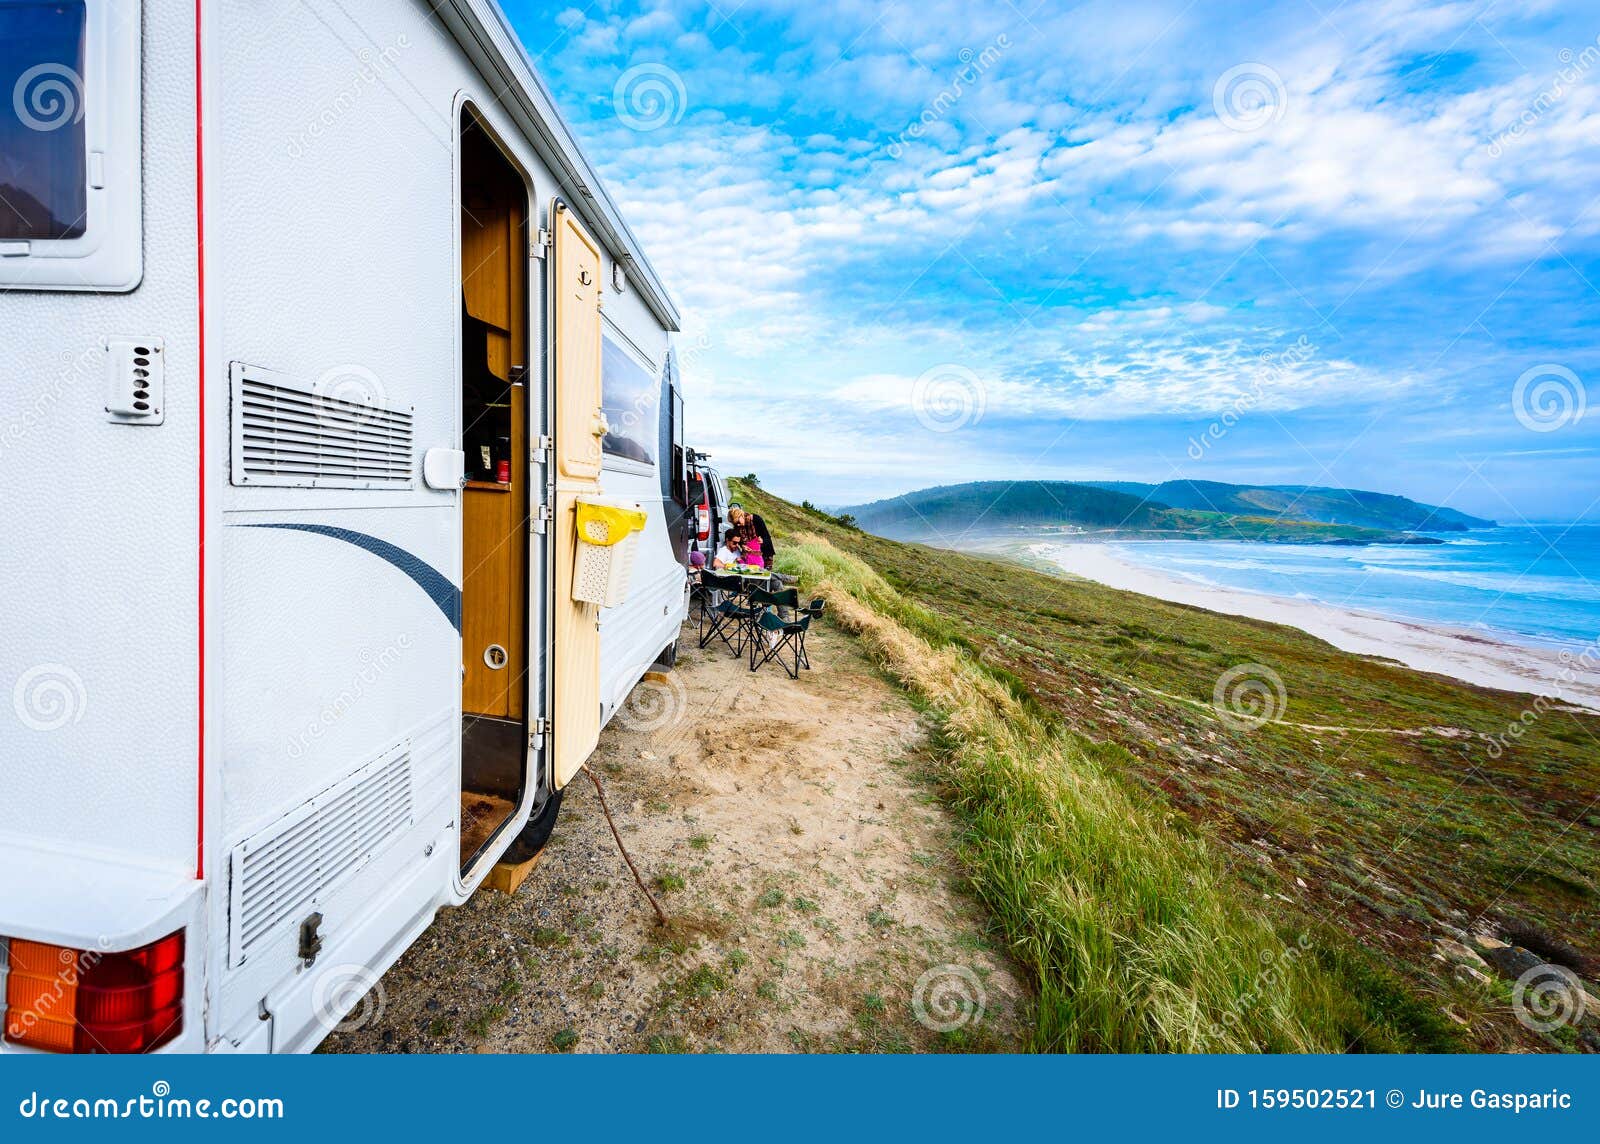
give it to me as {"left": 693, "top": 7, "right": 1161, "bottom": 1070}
{"left": 1030, "top": 543, "right": 1600, "bottom": 714}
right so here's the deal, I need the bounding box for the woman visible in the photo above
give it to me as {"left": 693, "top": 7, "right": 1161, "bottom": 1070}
{"left": 728, "top": 504, "right": 775, "bottom": 566}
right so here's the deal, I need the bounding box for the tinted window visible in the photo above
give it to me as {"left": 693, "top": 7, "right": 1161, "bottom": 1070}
{"left": 600, "top": 336, "right": 657, "bottom": 465}
{"left": 0, "top": 2, "right": 87, "bottom": 241}
{"left": 670, "top": 389, "right": 687, "bottom": 504}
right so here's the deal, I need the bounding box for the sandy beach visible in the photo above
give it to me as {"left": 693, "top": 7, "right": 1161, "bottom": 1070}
{"left": 1022, "top": 542, "right": 1600, "bottom": 713}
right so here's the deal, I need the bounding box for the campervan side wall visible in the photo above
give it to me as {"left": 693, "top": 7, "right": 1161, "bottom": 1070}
{"left": 201, "top": 0, "right": 683, "bottom": 1051}
{"left": 0, "top": 0, "right": 683, "bottom": 1055}
{"left": 591, "top": 274, "right": 689, "bottom": 722}
{"left": 0, "top": 0, "right": 203, "bottom": 938}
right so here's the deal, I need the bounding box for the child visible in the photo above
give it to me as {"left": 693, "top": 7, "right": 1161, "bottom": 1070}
{"left": 739, "top": 539, "right": 766, "bottom": 570}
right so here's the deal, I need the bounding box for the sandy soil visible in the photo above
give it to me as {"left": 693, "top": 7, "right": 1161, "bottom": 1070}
{"left": 323, "top": 619, "right": 1026, "bottom": 1054}
{"left": 1030, "top": 542, "right": 1600, "bottom": 712}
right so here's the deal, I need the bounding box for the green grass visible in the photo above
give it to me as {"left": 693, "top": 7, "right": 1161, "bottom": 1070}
{"left": 653, "top": 870, "right": 686, "bottom": 893}
{"left": 735, "top": 479, "right": 1598, "bottom": 1052}
{"left": 467, "top": 1004, "right": 508, "bottom": 1038}
{"left": 529, "top": 926, "right": 570, "bottom": 948}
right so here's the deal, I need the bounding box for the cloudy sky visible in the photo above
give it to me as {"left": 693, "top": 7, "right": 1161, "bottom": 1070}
{"left": 502, "top": 0, "right": 1599, "bottom": 522}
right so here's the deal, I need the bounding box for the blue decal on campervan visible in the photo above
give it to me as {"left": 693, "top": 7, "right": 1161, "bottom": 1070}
{"left": 240, "top": 523, "right": 461, "bottom": 632}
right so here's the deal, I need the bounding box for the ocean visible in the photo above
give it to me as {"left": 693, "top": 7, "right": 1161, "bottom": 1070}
{"left": 1068, "top": 524, "right": 1600, "bottom": 650}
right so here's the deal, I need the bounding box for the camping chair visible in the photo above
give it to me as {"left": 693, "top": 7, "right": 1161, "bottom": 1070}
{"left": 688, "top": 567, "right": 716, "bottom": 622}
{"left": 748, "top": 584, "right": 799, "bottom": 616}
{"left": 697, "top": 571, "right": 757, "bottom": 656}
{"left": 750, "top": 610, "right": 812, "bottom": 678}
{"left": 745, "top": 586, "right": 799, "bottom": 666}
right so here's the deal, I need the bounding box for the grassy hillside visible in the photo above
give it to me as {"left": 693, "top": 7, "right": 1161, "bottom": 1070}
{"left": 1090, "top": 480, "right": 1495, "bottom": 531}
{"left": 848, "top": 481, "right": 1169, "bottom": 533}
{"left": 740, "top": 479, "right": 1600, "bottom": 1053}
{"left": 845, "top": 480, "right": 1441, "bottom": 545}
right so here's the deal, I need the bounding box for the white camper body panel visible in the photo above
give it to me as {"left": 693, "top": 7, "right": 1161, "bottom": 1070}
{"left": 595, "top": 311, "right": 692, "bottom": 724}
{"left": 599, "top": 462, "right": 693, "bottom": 725}
{"left": 0, "top": 0, "right": 684, "bottom": 1055}
{"left": 0, "top": 0, "right": 206, "bottom": 1053}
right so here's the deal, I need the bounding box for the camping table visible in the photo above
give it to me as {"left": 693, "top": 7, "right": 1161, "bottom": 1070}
{"left": 690, "top": 567, "right": 774, "bottom": 618}
{"left": 724, "top": 568, "right": 778, "bottom": 593}
{"left": 721, "top": 569, "right": 785, "bottom": 652}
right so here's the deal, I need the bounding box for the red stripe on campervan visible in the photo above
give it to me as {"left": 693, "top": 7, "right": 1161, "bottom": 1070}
{"left": 195, "top": 0, "right": 206, "bottom": 880}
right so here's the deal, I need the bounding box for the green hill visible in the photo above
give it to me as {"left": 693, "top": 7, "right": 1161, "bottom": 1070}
{"left": 845, "top": 481, "right": 1166, "bottom": 536}
{"left": 844, "top": 480, "right": 1454, "bottom": 545}
{"left": 1085, "top": 479, "right": 1494, "bottom": 531}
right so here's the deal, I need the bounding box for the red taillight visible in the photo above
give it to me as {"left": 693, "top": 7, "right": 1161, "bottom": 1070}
{"left": 696, "top": 501, "right": 710, "bottom": 541}
{"left": 3, "top": 932, "right": 184, "bottom": 1054}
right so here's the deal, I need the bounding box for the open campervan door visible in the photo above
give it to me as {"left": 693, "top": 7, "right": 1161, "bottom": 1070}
{"left": 549, "top": 199, "right": 606, "bottom": 789}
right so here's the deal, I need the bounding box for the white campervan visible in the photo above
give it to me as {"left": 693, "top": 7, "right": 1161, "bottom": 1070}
{"left": 0, "top": 0, "right": 689, "bottom": 1053}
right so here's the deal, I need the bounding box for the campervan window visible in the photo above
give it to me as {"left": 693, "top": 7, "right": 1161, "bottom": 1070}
{"left": 669, "top": 387, "right": 687, "bottom": 505}
{"left": 1, "top": 3, "right": 86, "bottom": 239}
{"left": 0, "top": 0, "right": 141, "bottom": 291}
{"left": 600, "top": 335, "right": 658, "bottom": 466}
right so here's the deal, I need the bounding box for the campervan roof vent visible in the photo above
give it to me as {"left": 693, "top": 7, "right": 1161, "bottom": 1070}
{"left": 227, "top": 742, "right": 414, "bottom": 968}
{"left": 229, "top": 362, "right": 415, "bottom": 489}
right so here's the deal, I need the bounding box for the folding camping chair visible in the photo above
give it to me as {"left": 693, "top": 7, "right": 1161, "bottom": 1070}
{"left": 688, "top": 567, "right": 713, "bottom": 623}
{"left": 750, "top": 611, "right": 812, "bottom": 678}
{"left": 749, "top": 589, "right": 823, "bottom": 679}
{"left": 744, "top": 586, "right": 797, "bottom": 665}
{"left": 697, "top": 570, "right": 758, "bottom": 656}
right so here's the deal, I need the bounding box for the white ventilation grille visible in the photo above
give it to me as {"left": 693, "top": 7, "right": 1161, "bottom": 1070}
{"left": 229, "top": 362, "right": 415, "bottom": 488}
{"left": 227, "top": 742, "right": 414, "bottom": 968}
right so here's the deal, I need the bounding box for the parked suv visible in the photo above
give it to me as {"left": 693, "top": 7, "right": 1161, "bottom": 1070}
{"left": 687, "top": 452, "right": 732, "bottom": 555}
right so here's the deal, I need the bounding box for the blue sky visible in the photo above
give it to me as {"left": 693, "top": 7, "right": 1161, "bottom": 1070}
{"left": 503, "top": 0, "right": 1600, "bottom": 523}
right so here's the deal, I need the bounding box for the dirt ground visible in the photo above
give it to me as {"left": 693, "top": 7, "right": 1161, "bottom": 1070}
{"left": 324, "top": 618, "right": 1027, "bottom": 1054}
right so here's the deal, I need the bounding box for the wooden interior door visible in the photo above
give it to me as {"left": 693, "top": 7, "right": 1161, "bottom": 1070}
{"left": 550, "top": 200, "right": 606, "bottom": 789}
{"left": 459, "top": 138, "right": 528, "bottom": 722}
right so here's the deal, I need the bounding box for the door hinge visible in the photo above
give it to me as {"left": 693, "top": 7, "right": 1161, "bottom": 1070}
{"left": 532, "top": 434, "right": 553, "bottom": 464}
{"left": 532, "top": 228, "right": 552, "bottom": 259}
{"left": 529, "top": 717, "right": 548, "bottom": 752}
{"left": 533, "top": 503, "right": 554, "bottom": 534}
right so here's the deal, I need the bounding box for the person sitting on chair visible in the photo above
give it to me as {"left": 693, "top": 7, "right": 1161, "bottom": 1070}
{"left": 712, "top": 533, "right": 743, "bottom": 570}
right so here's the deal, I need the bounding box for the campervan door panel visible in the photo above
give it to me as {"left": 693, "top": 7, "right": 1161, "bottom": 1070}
{"left": 550, "top": 201, "right": 606, "bottom": 788}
